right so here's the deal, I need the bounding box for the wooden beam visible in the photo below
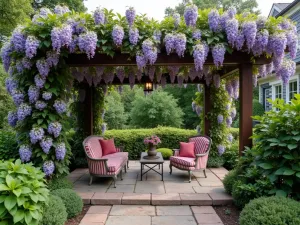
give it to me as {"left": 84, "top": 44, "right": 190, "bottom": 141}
{"left": 83, "top": 84, "right": 93, "bottom": 136}
{"left": 204, "top": 85, "right": 211, "bottom": 136}
{"left": 239, "top": 63, "right": 253, "bottom": 155}
{"left": 220, "top": 68, "right": 239, "bottom": 79}
{"left": 66, "top": 52, "right": 271, "bottom": 67}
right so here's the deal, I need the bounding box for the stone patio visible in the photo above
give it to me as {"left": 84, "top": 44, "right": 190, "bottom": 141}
{"left": 69, "top": 161, "right": 232, "bottom": 206}
{"left": 79, "top": 205, "right": 224, "bottom": 225}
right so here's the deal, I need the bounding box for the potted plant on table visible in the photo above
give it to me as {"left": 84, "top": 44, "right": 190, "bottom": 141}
{"left": 144, "top": 135, "right": 161, "bottom": 158}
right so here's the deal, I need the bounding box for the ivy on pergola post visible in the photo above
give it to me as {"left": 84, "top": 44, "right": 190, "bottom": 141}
{"left": 2, "top": 4, "right": 296, "bottom": 177}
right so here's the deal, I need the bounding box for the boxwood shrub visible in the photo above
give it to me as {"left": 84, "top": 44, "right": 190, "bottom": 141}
{"left": 239, "top": 196, "right": 300, "bottom": 225}
{"left": 0, "top": 130, "right": 18, "bottom": 160}
{"left": 47, "top": 176, "right": 73, "bottom": 191}
{"left": 51, "top": 188, "right": 83, "bottom": 219}
{"left": 156, "top": 148, "right": 173, "bottom": 159}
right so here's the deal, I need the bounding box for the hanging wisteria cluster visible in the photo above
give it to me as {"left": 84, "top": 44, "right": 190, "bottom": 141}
{"left": 1, "top": 4, "right": 297, "bottom": 175}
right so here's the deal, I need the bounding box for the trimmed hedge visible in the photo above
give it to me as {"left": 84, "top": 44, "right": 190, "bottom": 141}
{"left": 239, "top": 196, "right": 300, "bottom": 225}
{"left": 105, "top": 127, "right": 197, "bottom": 159}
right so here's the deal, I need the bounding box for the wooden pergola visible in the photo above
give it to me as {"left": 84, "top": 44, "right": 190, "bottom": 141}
{"left": 66, "top": 51, "right": 271, "bottom": 155}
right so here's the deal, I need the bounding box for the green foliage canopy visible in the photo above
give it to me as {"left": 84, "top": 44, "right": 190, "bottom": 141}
{"left": 33, "top": 0, "right": 86, "bottom": 12}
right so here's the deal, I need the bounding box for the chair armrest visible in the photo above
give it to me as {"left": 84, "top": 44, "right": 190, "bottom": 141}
{"left": 172, "top": 149, "right": 180, "bottom": 156}
{"left": 172, "top": 149, "right": 180, "bottom": 152}
{"left": 86, "top": 155, "right": 108, "bottom": 162}
{"left": 195, "top": 152, "right": 208, "bottom": 157}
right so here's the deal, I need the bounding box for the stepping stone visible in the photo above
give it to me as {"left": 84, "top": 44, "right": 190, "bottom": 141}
{"left": 194, "top": 213, "right": 223, "bottom": 224}
{"left": 180, "top": 193, "right": 212, "bottom": 205}
{"left": 116, "top": 178, "right": 136, "bottom": 184}
{"left": 122, "top": 193, "right": 151, "bottom": 205}
{"left": 157, "top": 206, "right": 192, "bottom": 216}
{"left": 77, "top": 192, "right": 94, "bottom": 204}
{"left": 152, "top": 193, "right": 181, "bottom": 205}
{"left": 91, "top": 193, "right": 123, "bottom": 205}
{"left": 164, "top": 181, "right": 197, "bottom": 193}
{"left": 107, "top": 184, "right": 135, "bottom": 193}
{"left": 80, "top": 214, "right": 107, "bottom": 223}
{"left": 135, "top": 181, "right": 165, "bottom": 194}
{"left": 110, "top": 205, "right": 155, "bottom": 216}
{"left": 193, "top": 186, "right": 225, "bottom": 194}
{"left": 152, "top": 216, "right": 197, "bottom": 225}
{"left": 209, "top": 193, "right": 233, "bottom": 205}
{"left": 191, "top": 206, "right": 216, "bottom": 214}
{"left": 105, "top": 216, "right": 151, "bottom": 225}
{"left": 87, "top": 206, "right": 111, "bottom": 214}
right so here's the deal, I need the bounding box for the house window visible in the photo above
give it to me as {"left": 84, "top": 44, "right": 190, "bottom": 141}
{"left": 274, "top": 85, "right": 282, "bottom": 99}
{"left": 288, "top": 80, "right": 298, "bottom": 102}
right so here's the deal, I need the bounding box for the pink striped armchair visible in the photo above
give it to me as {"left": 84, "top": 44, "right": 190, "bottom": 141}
{"left": 82, "top": 136, "right": 129, "bottom": 187}
{"left": 169, "top": 135, "right": 212, "bottom": 182}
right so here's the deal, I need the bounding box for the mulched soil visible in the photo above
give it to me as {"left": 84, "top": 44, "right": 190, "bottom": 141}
{"left": 214, "top": 205, "right": 240, "bottom": 225}
{"left": 65, "top": 205, "right": 90, "bottom": 225}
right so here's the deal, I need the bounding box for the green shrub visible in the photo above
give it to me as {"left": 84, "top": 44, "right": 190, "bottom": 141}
{"left": 40, "top": 195, "right": 68, "bottom": 225}
{"left": 239, "top": 196, "right": 300, "bottom": 225}
{"left": 252, "top": 99, "right": 264, "bottom": 116}
{"left": 207, "top": 156, "right": 225, "bottom": 168}
{"left": 156, "top": 148, "right": 173, "bottom": 159}
{"left": 0, "top": 160, "right": 49, "bottom": 225}
{"left": 229, "top": 128, "right": 239, "bottom": 140}
{"left": 51, "top": 188, "right": 83, "bottom": 219}
{"left": 252, "top": 95, "right": 300, "bottom": 199}
{"left": 47, "top": 176, "right": 73, "bottom": 191}
{"left": 105, "top": 127, "right": 197, "bottom": 160}
{"left": 0, "top": 130, "right": 18, "bottom": 160}
{"left": 223, "top": 140, "right": 239, "bottom": 170}
{"left": 223, "top": 169, "right": 239, "bottom": 195}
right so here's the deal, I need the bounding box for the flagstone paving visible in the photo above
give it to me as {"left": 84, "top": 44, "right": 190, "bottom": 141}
{"left": 79, "top": 205, "right": 224, "bottom": 225}
{"left": 69, "top": 161, "right": 232, "bottom": 206}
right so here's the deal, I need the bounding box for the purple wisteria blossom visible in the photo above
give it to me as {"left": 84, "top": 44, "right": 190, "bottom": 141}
{"left": 225, "top": 82, "right": 233, "bottom": 96}
{"left": 15, "top": 61, "right": 24, "bottom": 73}
{"left": 174, "top": 33, "right": 186, "bottom": 57}
{"left": 78, "top": 31, "right": 98, "bottom": 59}
{"left": 196, "top": 125, "right": 201, "bottom": 134}
{"left": 153, "top": 30, "right": 162, "bottom": 42}
{"left": 228, "top": 134, "right": 233, "bottom": 142}
{"left": 226, "top": 117, "right": 232, "bottom": 127}
{"left": 195, "top": 105, "right": 203, "bottom": 116}
{"left": 67, "top": 18, "right": 86, "bottom": 34}
{"left": 227, "top": 6, "right": 237, "bottom": 18}
{"left": 231, "top": 108, "right": 237, "bottom": 119}
{"left": 148, "top": 66, "right": 155, "bottom": 81}
{"left": 29, "top": 127, "right": 44, "bottom": 144}
{"left": 53, "top": 100, "right": 67, "bottom": 114}
{"left": 266, "top": 63, "right": 273, "bottom": 75}
{"left": 208, "top": 9, "right": 220, "bottom": 32}
{"left": 256, "top": 16, "right": 267, "bottom": 29}
{"left": 218, "top": 145, "right": 225, "bottom": 155}
{"left": 1, "top": 42, "right": 13, "bottom": 72}
{"left": 36, "top": 59, "right": 50, "bottom": 78}
{"left": 39, "top": 8, "right": 52, "bottom": 17}
{"left": 116, "top": 67, "right": 125, "bottom": 83}
{"left": 46, "top": 51, "right": 59, "bottom": 67}
{"left": 48, "top": 122, "right": 62, "bottom": 138}
{"left": 54, "top": 5, "right": 70, "bottom": 15}
{"left": 192, "top": 29, "right": 201, "bottom": 40}
{"left": 43, "top": 161, "right": 55, "bottom": 176}
{"left": 51, "top": 25, "right": 72, "bottom": 53}
{"left": 42, "top": 92, "right": 52, "bottom": 100}
{"left": 168, "top": 66, "right": 180, "bottom": 83}
{"left": 173, "top": 13, "right": 181, "bottom": 27}
{"left": 112, "top": 25, "right": 124, "bottom": 46}
{"left": 55, "top": 143, "right": 66, "bottom": 160}
{"left": 217, "top": 114, "right": 223, "bottom": 124}
{"left": 126, "top": 7, "right": 136, "bottom": 26}
{"left": 28, "top": 85, "right": 40, "bottom": 103}
{"left": 252, "top": 29, "right": 269, "bottom": 56}
{"left": 235, "top": 31, "right": 245, "bottom": 51}
{"left": 276, "top": 59, "right": 296, "bottom": 84}
{"left": 11, "top": 26, "right": 26, "bottom": 53}
{"left": 101, "top": 123, "right": 107, "bottom": 134}
{"left": 212, "top": 44, "right": 226, "bottom": 67}
{"left": 242, "top": 21, "right": 257, "bottom": 51}
{"left": 17, "top": 103, "right": 32, "bottom": 121}
{"left": 267, "top": 33, "right": 287, "bottom": 57}
{"left": 192, "top": 101, "right": 196, "bottom": 111}
{"left": 129, "top": 27, "right": 139, "bottom": 45}
{"left": 22, "top": 57, "right": 32, "bottom": 69}
{"left": 286, "top": 31, "right": 298, "bottom": 59}
{"left": 94, "top": 8, "right": 105, "bottom": 25}
{"left": 193, "top": 43, "right": 205, "bottom": 71}
{"left": 220, "top": 13, "right": 229, "bottom": 30}
{"left": 25, "top": 36, "right": 40, "bottom": 59}
{"left": 35, "top": 100, "right": 47, "bottom": 110}
{"left": 225, "top": 18, "right": 238, "bottom": 47}
{"left": 19, "top": 145, "right": 32, "bottom": 162}
{"left": 8, "top": 111, "right": 18, "bottom": 127}
{"left": 164, "top": 33, "right": 175, "bottom": 55}
{"left": 136, "top": 53, "right": 147, "bottom": 71}
{"left": 231, "top": 78, "right": 239, "bottom": 93}
{"left": 184, "top": 4, "right": 198, "bottom": 27}
{"left": 142, "top": 39, "right": 157, "bottom": 65}
{"left": 34, "top": 75, "right": 46, "bottom": 88}
{"left": 40, "top": 137, "right": 53, "bottom": 154}
{"left": 12, "top": 90, "right": 24, "bottom": 106}
{"left": 259, "top": 65, "right": 266, "bottom": 78}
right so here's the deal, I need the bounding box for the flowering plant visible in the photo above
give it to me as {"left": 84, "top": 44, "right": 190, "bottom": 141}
{"left": 144, "top": 135, "right": 161, "bottom": 146}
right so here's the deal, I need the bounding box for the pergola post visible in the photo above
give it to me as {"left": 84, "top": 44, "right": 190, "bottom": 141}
{"left": 239, "top": 63, "right": 253, "bottom": 155}
{"left": 83, "top": 84, "right": 94, "bottom": 136}
{"left": 204, "top": 85, "right": 211, "bottom": 136}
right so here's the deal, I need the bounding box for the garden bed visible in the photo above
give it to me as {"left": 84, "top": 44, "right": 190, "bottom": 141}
{"left": 65, "top": 206, "right": 90, "bottom": 225}
{"left": 214, "top": 205, "right": 240, "bottom": 225}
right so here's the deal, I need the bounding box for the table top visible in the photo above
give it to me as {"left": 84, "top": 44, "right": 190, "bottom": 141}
{"left": 140, "top": 152, "right": 164, "bottom": 164}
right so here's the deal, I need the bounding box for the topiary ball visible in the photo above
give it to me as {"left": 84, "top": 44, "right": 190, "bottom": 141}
{"left": 223, "top": 168, "right": 238, "bottom": 195}
{"left": 239, "top": 196, "right": 300, "bottom": 225}
{"left": 47, "top": 176, "right": 73, "bottom": 191}
{"left": 51, "top": 188, "right": 83, "bottom": 219}
{"left": 157, "top": 148, "right": 173, "bottom": 159}
{"left": 40, "top": 195, "right": 68, "bottom": 225}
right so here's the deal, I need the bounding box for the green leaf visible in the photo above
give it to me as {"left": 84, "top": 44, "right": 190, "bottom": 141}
{"left": 283, "top": 169, "right": 295, "bottom": 176}
{"left": 292, "top": 136, "right": 300, "bottom": 141}
{"left": 207, "top": 37, "right": 214, "bottom": 45}
{"left": 267, "top": 138, "right": 279, "bottom": 143}
{"left": 291, "top": 131, "right": 299, "bottom": 135}
{"left": 44, "top": 83, "right": 50, "bottom": 89}
{"left": 0, "top": 184, "right": 9, "bottom": 191}
{"left": 25, "top": 211, "right": 32, "bottom": 224}
{"left": 43, "top": 40, "right": 51, "bottom": 48}
{"left": 276, "top": 190, "right": 287, "bottom": 197}
{"left": 296, "top": 172, "right": 300, "bottom": 178}
{"left": 37, "top": 119, "right": 43, "bottom": 125}
{"left": 12, "top": 189, "right": 22, "bottom": 197}
{"left": 30, "top": 210, "right": 39, "bottom": 220}
{"left": 4, "top": 195, "right": 17, "bottom": 211}
{"left": 13, "top": 210, "right": 25, "bottom": 224}
{"left": 287, "top": 144, "right": 297, "bottom": 150}
{"left": 283, "top": 154, "right": 294, "bottom": 160}
{"left": 0, "top": 204, "right": 6, "bottom": 216}
{"left": 259, "top": 163, "right": 273, "bottom": 169}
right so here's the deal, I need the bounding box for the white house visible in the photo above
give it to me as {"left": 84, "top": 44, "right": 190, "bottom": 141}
{"left": 258, "top": 0, "right": 300, "bottom": 110}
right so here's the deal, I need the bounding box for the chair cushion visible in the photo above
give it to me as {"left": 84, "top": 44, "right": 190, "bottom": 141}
{"left": 189, "top": 136, "right": 210, "bottom": 154}
{"left": 170, "top": 156, "right": 196, "bottom": 167}
{"left": 106, "top": 156, "right": 125, "bottom": 172}
{"left": 100, "top": 139, "right": 117, "bottom": 156}
{"left": 102, "top": 152, "right": 128, "bottom": 160}
{"left": 179, "top": 142, "right": 195, "bottom": 158}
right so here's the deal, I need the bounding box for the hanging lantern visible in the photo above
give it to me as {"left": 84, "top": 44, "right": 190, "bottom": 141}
{"left": 144, "top": 78, "right": 153, "bottom": 93}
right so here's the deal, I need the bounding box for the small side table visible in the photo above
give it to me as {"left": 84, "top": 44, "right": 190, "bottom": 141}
{"left": 140, "top": 152, "right": 164, "bottom": 181}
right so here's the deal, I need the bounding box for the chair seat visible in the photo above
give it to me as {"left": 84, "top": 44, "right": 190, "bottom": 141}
{"left": 170, "top": 156, "right": 196, "bottom": 167}
{"left": 104, "top": 156, "right": 125, "bottom": 172}
{"left": 102, "top": 152, "right": 128, "bottom": 160}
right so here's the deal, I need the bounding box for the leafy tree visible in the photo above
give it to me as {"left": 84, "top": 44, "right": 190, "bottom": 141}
{"left": 0, "top": 0, "right": 33, "bottom": 37}
{"left": 0, "top": 65, "right": 14, "bottom": 129}
{"left": 129, "top": 90, "right": 184, "bottom": 128}
{"left": 165, "top": 0, "right": 259, "bottom": 17}
{"left": 164, "top": 84, "right": 199, "bottom": 129}
{"left": 33, "top": 0, "right": 86, "bottom": 12}
{"left": 105, "top": 91, "right": 128, "bottom": 129}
